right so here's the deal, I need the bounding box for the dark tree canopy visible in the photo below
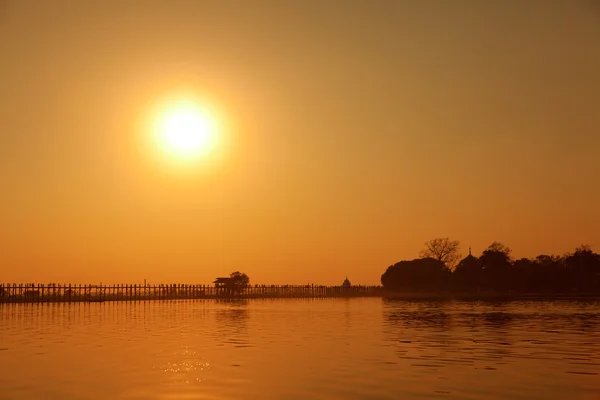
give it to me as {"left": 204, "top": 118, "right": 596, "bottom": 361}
{"left": 478, "top": 242, "right": 513, "bottom": 290}
{"left": 230, "top": 271, "right": 250, "bottom": 289}
{"left": 382, "top": 244, "right": 600, "bottom": 294}
{"left": 486, "top": 241, "right": 511, "bottom": 255}
{"left": 480, "top": 242, "right": 512, "bottom": 267}
{"left": 381, "top": 258, "right": 451, "bottom": 291}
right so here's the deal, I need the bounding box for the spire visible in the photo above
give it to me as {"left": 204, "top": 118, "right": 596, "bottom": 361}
{"left": 469, "top": 246, "right": 472, "bottom": 256}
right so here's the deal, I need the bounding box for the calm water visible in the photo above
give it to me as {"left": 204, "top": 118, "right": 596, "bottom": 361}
{"left": 1, "top": 298, "right": 599, "bottom": 400}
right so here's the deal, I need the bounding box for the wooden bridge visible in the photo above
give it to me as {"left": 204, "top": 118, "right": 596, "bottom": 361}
{"left": 0, "top": 283, "right": 382, "bottom": 303}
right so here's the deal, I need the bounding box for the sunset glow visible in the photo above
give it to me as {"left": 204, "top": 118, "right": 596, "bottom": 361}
{"left": 1, "top": 0, "right": 599, "bottom": 287}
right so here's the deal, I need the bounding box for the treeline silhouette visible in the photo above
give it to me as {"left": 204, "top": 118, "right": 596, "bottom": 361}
{"left": 381, "top": 240, "right": 600, "bottom": 293}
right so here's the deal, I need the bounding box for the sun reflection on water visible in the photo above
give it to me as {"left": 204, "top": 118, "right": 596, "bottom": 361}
{"left": 153, "top": 347, "right": 212, "bottom": 385}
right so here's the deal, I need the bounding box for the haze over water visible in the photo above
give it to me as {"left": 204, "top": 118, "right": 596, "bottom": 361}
{"left": 1, "top": 298, "right": 599, "bottom": 399}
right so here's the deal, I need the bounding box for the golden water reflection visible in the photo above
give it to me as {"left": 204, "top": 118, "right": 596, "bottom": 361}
{"left": 0, "top": 299, "right": 599, "bottom": 399}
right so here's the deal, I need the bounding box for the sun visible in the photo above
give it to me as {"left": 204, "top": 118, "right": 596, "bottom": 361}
{"left": 153, "top": 101, "right": 218, "bottom": 161}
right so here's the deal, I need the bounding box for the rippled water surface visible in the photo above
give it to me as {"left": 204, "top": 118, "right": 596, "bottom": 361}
{"left": 1, "top": 298, "right": 599, "bottom": 399}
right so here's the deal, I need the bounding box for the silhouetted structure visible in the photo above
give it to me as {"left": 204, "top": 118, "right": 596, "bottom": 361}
{"left": 454, "top": 247, "right": 482, "bottom": 291}
{"left": 214, "top": 271, "right": 251, "bottom": 296}
{"left": 342, "top": 277, "right": 351, "bottom": 288}
{"left": 214, "top": 277, "right": 234, "bottom": 296}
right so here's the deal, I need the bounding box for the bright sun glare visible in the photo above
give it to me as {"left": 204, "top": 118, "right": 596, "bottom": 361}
{"left": 154, "top": 101, "right": 218, "bottom": 161}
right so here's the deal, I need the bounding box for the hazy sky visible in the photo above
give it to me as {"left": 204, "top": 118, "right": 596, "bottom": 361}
{"left": 1, "top": 0, "right": 599, "bottom": 285}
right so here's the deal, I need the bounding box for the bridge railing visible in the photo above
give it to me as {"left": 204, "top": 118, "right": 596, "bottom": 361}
{"left": 0, "top": 283, "right": 383, "bottom": 303}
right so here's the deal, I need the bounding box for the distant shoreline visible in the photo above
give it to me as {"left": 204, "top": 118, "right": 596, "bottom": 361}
{"left": 381, "top": 291, "right": 600, "bottom": 301}
{"left": 2, "top": 283, "right": 599, "bottom": 304}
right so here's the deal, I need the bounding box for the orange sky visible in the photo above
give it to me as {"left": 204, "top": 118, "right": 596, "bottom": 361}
{"left": 1, "top": 0, "right": 599, "bottom": 285}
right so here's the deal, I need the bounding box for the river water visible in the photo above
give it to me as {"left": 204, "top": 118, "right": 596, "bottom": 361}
{"left": 1, "top": 298, "right": 599, "bottom": 399}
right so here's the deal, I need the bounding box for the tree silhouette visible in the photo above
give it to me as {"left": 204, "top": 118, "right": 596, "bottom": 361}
{"left": 382, "top": 243, "right": 600, "bottom": 295}
{"left": 381, "top": 258, "right": 451, "bottom": 291}
{"left": 479, "top": 242, "right": 513, "bottom": 291}
{"left": 565, "top": 246, "right": 600, "bottom": 292}
{"left": 419, "top": 237, "right": 462, "bottom": 269}
{"left": 229, "top": 271, "right": 250, "bottom": 293}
